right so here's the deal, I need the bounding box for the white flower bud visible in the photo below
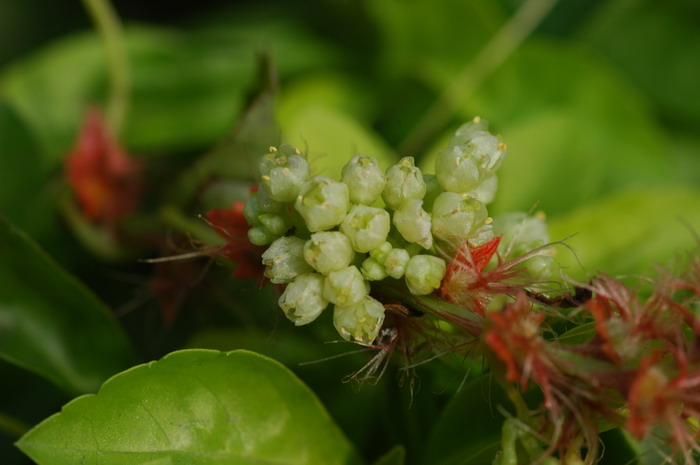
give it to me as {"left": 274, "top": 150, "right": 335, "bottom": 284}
{"left": 303, "top": 232, "right": 355, "bottom": 275}
{"left": 262, "top": 237, "right": 313, "bottom": 283}
{"left": 278, "top": 273, "right": 328, "bottom": 325}
{"left": 341, "top": 155, "right": 386, "bottom": 205}
{"left": 340, "top": 205, "right": 391, "bottom": 253}
{"left": 333, "top": 295, "right": 385, "bottom": 344}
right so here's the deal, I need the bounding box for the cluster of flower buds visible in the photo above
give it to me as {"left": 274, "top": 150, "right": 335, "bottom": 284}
{"left": 244, "top": 118, "right": 511, "bottom": 344}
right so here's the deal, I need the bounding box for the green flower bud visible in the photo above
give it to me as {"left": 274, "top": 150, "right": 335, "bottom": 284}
{"left": 449, "top": 116, "right": 490, "bottom": 146}
{"left": 435, "top": 145, "right": 480, "bottom": 193}
{"left": 262, "top": 236, "right": 313, "bottom": 283}
{"left": 303, "top": 232, "right": 354, "bottom": 275}
{"left": 472, "top": 174, "right": 497, "bottom": 204}
{"left": 468, "top": 132, "right": 506, "bottom": 177}
{"left": 431, "top": 192, "right": 489, "bottom": 243}
{"left": 248, "top": 226, "right": 277, "bottom": 246}
{"left": 393, "top": 199, "right": 433, "bottom": 249}
{"left": 259, "top": 145, "right": 310, "bottom": 202}
{"left": 333, "top": 295, "right": 385, "bottom": 344}
{"left": 382, "top": 157, "right": 427, "bottom": 210}
{"left": 323, "top": 265, "right": 368, "bottom": 306}
{"left": 257, "top": 213, "right": 288, "bottom": 236}
{"left": 422, "top": 174, "right": 442, "bottom": 212}
{"left": 256, "top": 183, "right": 284, "bottom": 213}
{"left": 361, "top": 257, "right": 388, "bottom": 281}
{"left": 493, "top": 212, "right": 549, "bottom": 251}
{"left": 295, "top": 176, "right": 350, "bottom": 232}
{"left": 340, "top": 205, "right": 391, "bottom": 253}
{"left": 243, "top": 195, "right": 261, "bottom": 225}
{"left": 278, "top": 273, "right": 328, "bottom": 325}
{"left": 405, "top": 255, "right": 446, "bottom": 296}
{"left": 341, "top": 155, "right": 386, "bottom": 205}
{"left": 369, "top": 241, "right": 393, "bottom": 264}
{"left": 384, "top": 248, "right": 410, "bottom": 279}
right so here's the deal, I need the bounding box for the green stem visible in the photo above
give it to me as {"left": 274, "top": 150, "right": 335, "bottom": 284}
{"left": 0, "top": 411, "right": 30, "bottom": 438}
{"left": 397, "top": 0, "right": 559, "bottom": 156}
{"left": 81, "top": 0, "right": 129, "bottom": 135}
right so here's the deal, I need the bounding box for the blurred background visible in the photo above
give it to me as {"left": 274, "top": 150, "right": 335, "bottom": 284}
{"left": 1, "top": 0, "right": 699, "bottom": 463}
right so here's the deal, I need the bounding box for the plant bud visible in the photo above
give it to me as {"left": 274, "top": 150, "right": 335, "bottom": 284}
{"left": 248, "top": 225, "right": 277, "bottom": 246}
{"left": 295, "top": 176, "right": 350, "bottom": 232}
{"left": 369, "top": 241, "right": 393, "bottom": 264}
{"left": 449, "top": 117, "right": 490, "bottom": 146}
{"left": 257, "top": 213, "right": 288, "bottom": 236}
{"left": 382, "top": 157, "right": 426, "bottom": 210}
{"left": 431, "top": 192, "right": 489, "bottom": 243}
{"left": 341, "top": 155, "right": 386, "bottom": 205}
{"left": 278, "top": 273, "right": 328, "bottom": 325}
{"left": 384, "top": 248, "right": 410, "bottom": 279}
{"left": 333, "top": 295, "right": 386, "bottom": 344}
{"left": 361, "top": 257, "right": 388, "bottom": 281}
{"left": 405, "top": 255, "right": 446, "bottom": 295}
{"left": 340, "top": 205, "right": 391, "bottom": 253}
{"left": 262, "top": 236, "right": 313, "bottom": 283}
{"left": 323, "top": 265, "right": 368, "bottom": 306}
{"left": 393, "top": 199, "right": 433, "bottom": 249}
{"left": 435, "top": 145, "right": 480, "bottom": 193}
{"left": 259, "top": 145, "right": 310, "bottom": 202}
{"left": 303, "top": 232, "right": 355, "bottom": 275}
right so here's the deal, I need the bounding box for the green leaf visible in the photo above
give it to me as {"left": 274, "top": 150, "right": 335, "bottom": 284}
{"left": 548, "top": 188, "right": 700, "bottom": 278}
{"left": 17, "top": 349, "right": 364, "bottom": 465}
{"left": 423, "top": 376, "right": 513, "bottom": 465}
{"left": 373, "top": 445, "right": 405, "bottom": 465}
{"left": 365, "top": 0, "right": 504, "bottom": 86}
{"left": 581, "top": 0, "right": 700, "bottom": 126}
{"left": 0, "top": 218, "right": 136, "bottom": 394}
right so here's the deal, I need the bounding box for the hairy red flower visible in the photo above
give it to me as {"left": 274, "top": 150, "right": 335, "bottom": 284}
{"left": 206, "top": 202, "right": 265, "bottom": 280}
{"left": 627, "top": 353, "right": 700, "bottom": 461}
{"left": 66, "top": 108, "right": 140, "bottom": 222}
{"left": 485, "top": 292, "right": 560, "bottom": 411}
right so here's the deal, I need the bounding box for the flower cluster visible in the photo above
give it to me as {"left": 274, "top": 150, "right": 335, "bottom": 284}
{"left": 243, "top": 117, "right": 514, "bottom": 343}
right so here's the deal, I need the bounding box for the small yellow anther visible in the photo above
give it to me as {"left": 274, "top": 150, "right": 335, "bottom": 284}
{"left": 269, "top": 146, "right": 277, "bottom": 152}
{"left": 261, "top": 175, "right": 271, "bottom": 182}
{"left": 473, "top": 116, "right": 481, "bottom": 123}
{"left": 484, "top": 217, "right": 493, "bottom": 225}
{"left": 497, "top": 142, "right": 507, "bottom": 151}
{"left": 294, "top": 147, "right": 301, "bottom": 155}
{"left": 535, "top": 211, "right": 546, "bottom": 221}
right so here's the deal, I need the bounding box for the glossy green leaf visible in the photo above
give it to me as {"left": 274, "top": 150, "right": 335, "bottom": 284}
{"left": 373, "top": 445, "right": 405, "bottom": 465}
{"left": 0, "top": 218, "right": 136, "bottom": 394}
{"left": 423, "top": 376, "right": 513, "bottom": 465}
{"left": 17, "top": 349, "right": 364, "bottom": 465}
{"left": 582, "top": 0, "right": 700, "bottom": 126}
{"left": 549, "top": 188, "right": 700, "bottom": 278}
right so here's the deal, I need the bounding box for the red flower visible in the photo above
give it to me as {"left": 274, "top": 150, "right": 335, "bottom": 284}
{"left": 627, "top": 353, "right": 700, "bottom": 461}
{"left": 206, "top": 202, "right": 265, "bottom": 281}
{"left": 66, "top": 108, "right": 141, "bottom": 222}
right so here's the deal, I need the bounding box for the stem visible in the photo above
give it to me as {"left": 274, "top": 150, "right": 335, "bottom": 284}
{"left": 397, "top": 0, "right": 559, "bottom": 156}
{"left": 81, "top": 0, "right": 129, "bottom": 135}
{"left": 0, "top": 411, "right": 30, "bottom": 438}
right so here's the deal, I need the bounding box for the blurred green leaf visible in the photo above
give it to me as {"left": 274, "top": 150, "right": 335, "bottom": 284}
{"left": 0, "top": 217, "right": 136, "bottom": 394}
{"left": 423, "top": 376, "right": 513, "bottom": 465}
{"left": 365, "top": 0, "right": 504, "bottom": 87}
{"left": 373, "top": 445, "right": 405, "bottom": 465}
{"left": 581, "top": 0, "right": 700, "bottom": 126}
{"left": 17, "top": 349, "right": 364, "bottom": 465}
{"left": 549, "top": 188, "right": 700, "bottom": 278}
